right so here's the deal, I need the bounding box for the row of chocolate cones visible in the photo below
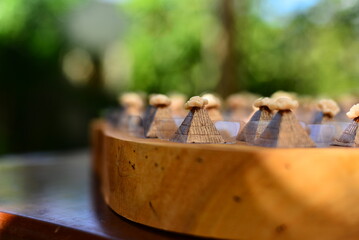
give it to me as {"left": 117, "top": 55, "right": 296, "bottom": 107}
{"left": 115, "top": 92, "right": 359, "bottom": 147}
{"left": 238, "top": 97, "right": 315, "bottom": 148}
{"left": 142, "top": 95, "right": 225, "bottom": 143}
{"left": 119, "top": 91, "right": 350, "bottom": 124}
{"left": 238, "top": 97, "right": 359, "bottom": 147}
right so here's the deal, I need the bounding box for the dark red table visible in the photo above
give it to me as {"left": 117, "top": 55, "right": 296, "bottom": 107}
{"left": 0, "top": 151, "right": 201, "bottom": 240}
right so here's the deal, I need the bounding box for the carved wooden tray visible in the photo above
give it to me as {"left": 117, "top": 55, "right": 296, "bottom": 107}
{"left": 91, "top": 120, "right": 359, "bottom": 240}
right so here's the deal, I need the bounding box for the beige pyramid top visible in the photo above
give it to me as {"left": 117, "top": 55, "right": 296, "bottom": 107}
{"left": 169, "top": 93, "right": 187, "bottom": 117}
{"left": 226, "top": 93, "right": 259, "bottom": 122}
{"left": 119, "top": 92, "right": 144, "bottom": 116}
{"left": 170, "top": 96, "right": 225, "bottom": 143}
{"left": 313, "top": 99, "right": 340, "bottom": 124}
{"left": 202, "top": 93, "right": 223, "bottom": 121}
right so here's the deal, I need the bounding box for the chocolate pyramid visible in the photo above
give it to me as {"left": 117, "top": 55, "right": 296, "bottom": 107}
{"left": 119, "top": 92, "right": 144, "bottom": 117}
{"left": 332, "top": 120, "right": 359, "bottom": 147}
{"left": 117, "top": 92, "right": 144, "bottom": 130}
{"left": 312, "top": 99, "right": 340, "bottom": 124}
{"left": 237, "top": 97, "right": 273, "bottom": 143}
{"left": 254, "top": 98, "right": 315, "bottom": 148}
{"left": 169, "top": 93, "right": 187, "bottom": 117}
{"left": 144, "top": 94, "right": 175, "bottom": 138}
{"left": 226, "top": 93, "right": 259, "bottom": 122}
{"left": 170, "top": 97, "right": 224, "bottom": 143}
{"left": 332, "top": 104, "right": 359, "bottom": 147}
{"left": 202, "top": 93, "right": 223, "bottom": 121}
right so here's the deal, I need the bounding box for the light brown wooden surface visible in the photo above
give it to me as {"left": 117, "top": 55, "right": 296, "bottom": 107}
{"left": 92, "top": 120, "right": 359, "bottom": 240}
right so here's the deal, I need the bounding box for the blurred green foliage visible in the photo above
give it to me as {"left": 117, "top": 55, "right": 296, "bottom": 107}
{"left": 122, "top": 0, "right": 221, "bottom": 95}
{"left": 0, "top": 0, "right": 113, "bottom": 154}
{"left": 0, "top": 0, "right": 82, "bottom": 57}
{"left": 1, "top": 0, "right": 359, "bottom": 154}
{"left": 121, "top": 0, "right": 359, "bottom": 97}
{"left": 244, "top": 0, "right": 359, "bottom": 96}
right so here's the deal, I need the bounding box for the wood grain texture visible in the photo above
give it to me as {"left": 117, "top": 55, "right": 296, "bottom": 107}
{"left": 0, "top": 149, "right": 196, "bottom": 240}
{"left": 93, "top": 120, "right": 359, "bottom": 240}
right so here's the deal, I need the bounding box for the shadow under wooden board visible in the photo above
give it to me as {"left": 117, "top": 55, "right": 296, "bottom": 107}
{"left": 0, "top": 151, "right": 199, "bottom": 240}
{"left": 92, "top": 120, "right": 359, "bottom": 240}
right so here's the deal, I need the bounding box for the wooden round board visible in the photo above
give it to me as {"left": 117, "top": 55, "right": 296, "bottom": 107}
{"left": 91, "top": 120, "right": 359, "bottom": 240}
